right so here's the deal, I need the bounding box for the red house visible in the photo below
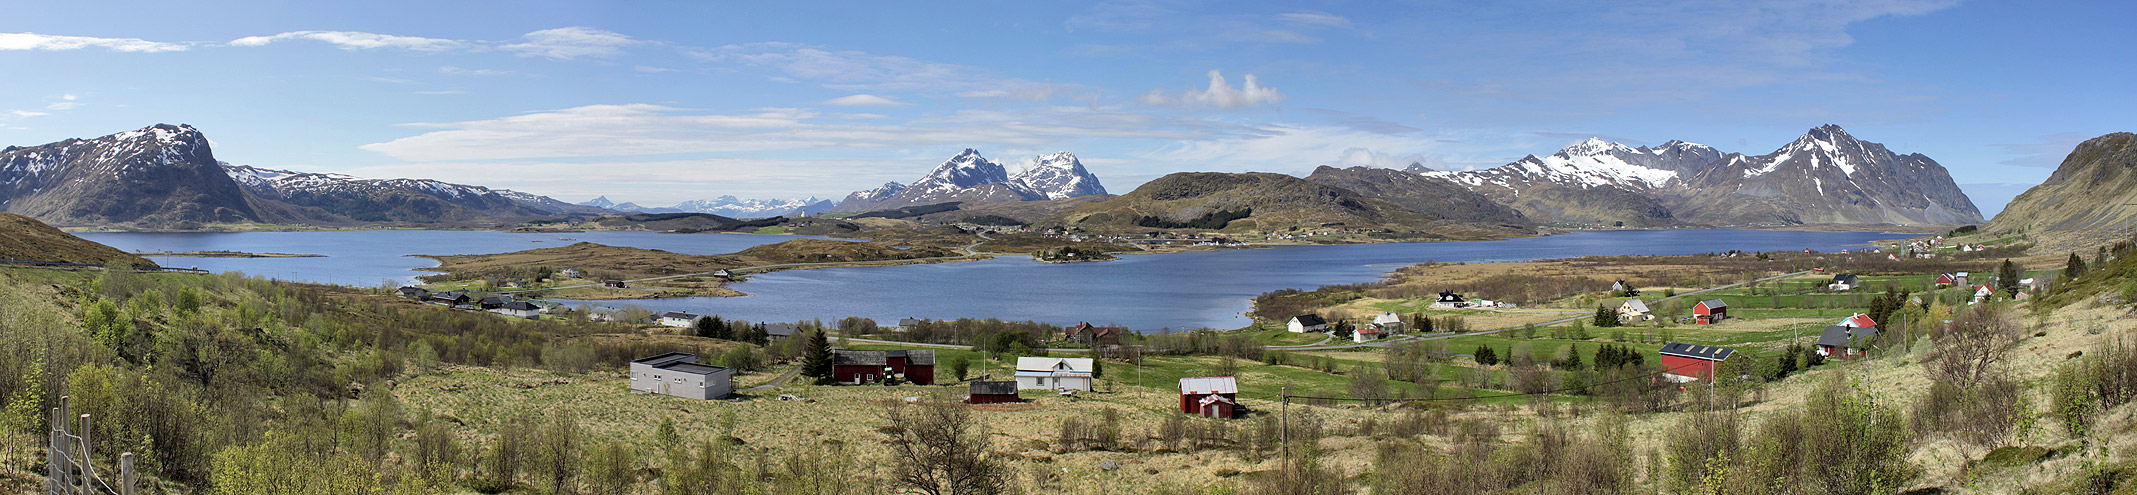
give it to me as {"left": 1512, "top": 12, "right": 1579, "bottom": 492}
{"left": 1693, "top": 299, "right": 1728, "bottom": 324}
{"left": 967, "top": 381, "right": 1019, "bottom": 404}
{"left": 1818, "top": 325, "right": 1879, "bottom": 360}
{"left": 832, "top": 349, "right": 936, "bottom": 385}
{"left": 1934, "top": 273, "right": 1956, "bottom": 286}
{"left": 1658, "top": 342, "right": 1736, "bottom": 381}
{"left": 1179, "top": 376, "right": 1241, "bottom": 418}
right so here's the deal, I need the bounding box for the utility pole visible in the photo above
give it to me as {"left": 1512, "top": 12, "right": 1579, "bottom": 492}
{"left": 1280, "top": 386, "right": 1290, "bottom": 457}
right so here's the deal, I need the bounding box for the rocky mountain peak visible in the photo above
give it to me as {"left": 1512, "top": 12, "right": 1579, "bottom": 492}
{"left": 1560, "top": 137, "right": 1635, "bottom": 157}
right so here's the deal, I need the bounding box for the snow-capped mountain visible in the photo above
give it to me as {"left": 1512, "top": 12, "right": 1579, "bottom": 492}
{"left": 1008, "top": 152, "right": 1107, "bottom": 200}
{"left": 1420, "top": 125, "right": 1982, "bottom": 227}
{"left": 0, "top": 123, "right": 609, "bottom": 228}
{"left": 581, "top": 195, "right": 835, "bottom": 219}
{"left": 224, "top": 164, "right": 605, "bottom": 223}
{"left": 831, "top": 149, "right": 1108, "bottom": 213}
{"left": 0, "top": 124, "right": 263, "bottom": 227}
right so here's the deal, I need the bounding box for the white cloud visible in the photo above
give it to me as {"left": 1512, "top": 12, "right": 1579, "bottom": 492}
{"left": 1153, "top": 123, "right": 1454, "bottom": 174}
{"left": 1277, "top": 11, "right": 1352, "bottom": 28}
{"left": 46, "top": 94, "right": 80, "bottom": 111}
{"left": 230, "top": 30, "right": 462, "bottom": 51}
{"left": 1335, "top": 147, "right": 1435, "bottom": 169}
{"left": 504, "top": 27, "right": 638, "bottom": 60}
{"left": 1149, "top": 70, "right": 1286, "bottom": 109}
{"left": 634, "top": 66, "right": 677, "bottom": 73}
{"left": 699, "top": 42, "right": 1098, "bottom": 101}
{"left": 0, "top": 32, "right": 186, "bottom": 52}
{"left": 360, "top": 103, "right": 1264, "bottom": 163}
{"left": 823, "top": 94, "right": 909, "bottom": 106}
{"left": 438, "top": 66, "right": 516, "bottom": 76}
{"left": 6, "top": 110, "right": 46, "bottom": 119}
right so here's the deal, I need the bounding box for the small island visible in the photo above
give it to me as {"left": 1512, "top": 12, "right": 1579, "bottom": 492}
{"left": 133, "top": 250, "right": 325, "bottom": 258}
{"left": 1033, "top": 245, "right": 1117, "bottom": 263}
{"left": 415, "top": 239, "right": 971, "bottom": 300}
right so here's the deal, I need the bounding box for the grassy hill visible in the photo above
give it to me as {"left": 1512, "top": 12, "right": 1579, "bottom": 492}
{"left": 1052, "top": 171, "right": 1534, "bottom": 240}
{"left": 0, "top": 212, "right": 154, "bottom": 267}
{"left": 1988, "top": 132, "right": 2137, "bottom": 252}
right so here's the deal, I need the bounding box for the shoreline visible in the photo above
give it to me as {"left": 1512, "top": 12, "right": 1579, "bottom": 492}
{"left": 133, "top": 250, "right": 324, "bottom": 258}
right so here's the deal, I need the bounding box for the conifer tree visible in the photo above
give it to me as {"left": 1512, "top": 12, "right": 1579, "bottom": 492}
{"left": 802, "top": 329, "right": 835, "bottom": 384}
{"left": 2067, "top": 252, "right": 2090, "bottom": 279}
{"left": 1594, "top": 303, "right": 1620, "bottom": 328}
{"left": 1998, "top": 259, "right": 2022, "bottom": 296}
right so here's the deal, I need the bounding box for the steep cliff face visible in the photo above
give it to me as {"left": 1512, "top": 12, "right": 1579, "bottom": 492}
{"left": 1987, "top": 132, "right": 2137, "bottom": 250}
{"left": 0, "top": 124, "right": 262, "bottom": 228}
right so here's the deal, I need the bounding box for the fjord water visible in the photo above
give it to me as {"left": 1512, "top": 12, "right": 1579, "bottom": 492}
{"left": 76, "top": 228, "right": 1906, "bottom": 331}
{"left": 80, "top": 229, "right": 1905, "bottom": 330}
{"left": 77, "top": 230, "right": 820, "bottom": 288}
{"left": 582, "top": 229, "right": 1908, "bottom": 331}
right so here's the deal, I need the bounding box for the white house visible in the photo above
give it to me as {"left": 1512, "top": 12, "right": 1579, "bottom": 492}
{"left": 494, "top": 301, "right": 542, "bottom": 319}
{"left": 1430, "top": 290, "right": 1469, "bottom": 309}
{"left": 1617, "top": 299, "right": 1652, "bottom": 321}
{"left": 1015, "top": 357, "right": 1095, "bottom": 391}
{"left": 630, "top": 353, "right": 734, "bottom": 400}
{"left": 1372, "top": 313, "right": 1404, "bottom": 333}
{"left": 1287, "top": 314, "right": 1329, "bottom": 333}
{"left": 658, "top": 311, "right": 702, "bottom": 328}
{"left": 1353, "top": 325, "right": 1385, "bottom": 343}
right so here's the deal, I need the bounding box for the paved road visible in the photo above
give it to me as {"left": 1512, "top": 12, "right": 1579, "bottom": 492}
{"left": 1267, "top": 269, "right": 1813, "bottom": 351}
{"left": 844, "top": 337, "right": 1092, "bottom": 354}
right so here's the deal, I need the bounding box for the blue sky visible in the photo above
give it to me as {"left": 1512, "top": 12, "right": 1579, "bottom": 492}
{"left": 2, "top": 1, "right": 2130, "bottom": 216}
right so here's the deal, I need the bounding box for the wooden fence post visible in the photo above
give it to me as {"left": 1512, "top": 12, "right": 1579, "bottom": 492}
{"left": 119, "top": 453, "right": 135, "bottom": 495}
{"left": 78, "top": 414, "right": 92, "bottom": 492}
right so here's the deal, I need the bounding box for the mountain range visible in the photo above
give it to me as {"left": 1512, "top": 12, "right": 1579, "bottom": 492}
{"left": 577, "top": 195, "right": 835, "bottom": 219}
{"left": 829, "top": 149, "right": 1108, "bottom": 213}
{"left": 0, "top": 124, "right": 604, "bottom": 229}
{"left": 1423, "top": 125, "right": 1984, "bottom": 227}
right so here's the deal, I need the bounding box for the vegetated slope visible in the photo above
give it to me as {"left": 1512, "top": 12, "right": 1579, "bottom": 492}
{"left": 226, "top": 165, "right": 600, "bottom": 225}
{"left": 0, "top": 212, "right": 154, "bottom": 266}
{"left": 1302, "top": 166, "right": 1532, "bottom": 227}
{"left": 589, "top": 212, "right": 744, "bottom": 231}
{"left": 1987, "top": 132, "right": 2137, "bottom": 251}
{"left": 913, "top": 195, "right": 1115, "bottom": 226}
{"left": 1054, "top": 171, "right": 1531, "bottom": 240}
{"left": 418, "top": 241, "right": 749, "bottom": 282}
{"left": 734, "top": 238, "right": 957, "bottom": 264}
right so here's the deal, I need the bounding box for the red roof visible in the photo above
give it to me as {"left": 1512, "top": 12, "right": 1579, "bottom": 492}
{"left": 1840, "top": 313, "right": 1877, "bottom": 328}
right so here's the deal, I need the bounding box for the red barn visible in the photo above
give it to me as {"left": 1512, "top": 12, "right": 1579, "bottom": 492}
{"left": 967, "top": 381, "right": 1019, "bottom": 404}
{"left": 1934, "top": 273, "right": 1956, "bottom": 286}
{"left": 1693, "top": 299, "right": 1728, "bottom": 324}
{"left": 1658, "top": 342, "right": 1736, "bottom": 382}
{"left": 831, "top": 349, "right": 936, "bottom": 385}
{"left": 1179, "top": 376, "right": 1241, "bottom": 418}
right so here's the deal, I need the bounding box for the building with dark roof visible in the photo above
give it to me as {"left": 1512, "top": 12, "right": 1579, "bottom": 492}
{"left": 1693, "top": 300, "right": 1729, "bottom": 324}
{"left": 832, "top": 349, "right": 936, "bottom": 385}
{"left": 1287, "top": 314, "right": 1329, "bottom": 333}
{"left": 1818, "top": 325, "right": 1880, "bottom": 360}
{"left": 1658, "top": 342, "right": 1737, "bottom": 382}
{"left": 629, "top": 352, "right": 733, "bottom": 400}
{"left": 968, "top": 381, "right": 1020, "bottom": 404}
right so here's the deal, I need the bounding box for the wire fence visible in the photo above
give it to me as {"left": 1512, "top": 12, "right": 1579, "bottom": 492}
{"left": 45, "top": 396, "right": 137, "bottom": 495}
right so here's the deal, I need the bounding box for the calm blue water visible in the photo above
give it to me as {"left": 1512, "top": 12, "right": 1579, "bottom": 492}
{"left": 77, "top": 229, "right": 1909, "bottom": 331}
{"left": 76, "top": 230, "right": 824, "bottom": 288}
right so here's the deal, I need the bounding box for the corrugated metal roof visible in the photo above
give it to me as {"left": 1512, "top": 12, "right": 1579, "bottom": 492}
{"left": 1818, "top": 325, "right": 1880, "bottom": 348}
{"left": 969, "top": 381, "right": 1018, "bottom": 395}
{"left": 632, "top": 352, "right": 697, "bottom": 367}
{"left": 1179, "top": 376, "right": 1238, "bottom": 395}
{"left": 1016, "top": 357, "right": 1094, "bottom": 373}
{"left": 834, "top": 350, "right": 886, "bottom": 365}
{"left": 1698, "top": 299, "right": 1727, "bottom": 309}
{"left": 1658, "top": 342, "right": 1734, "bottom": 361}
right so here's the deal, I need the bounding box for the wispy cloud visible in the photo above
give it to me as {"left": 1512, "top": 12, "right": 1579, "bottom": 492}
{"left": 1145, "top": 70, "right": 1285, "bottom": 109}
{"left": 438, "top": 66, "right": 517, "bottom": 76}
{"left": 504, "top": 27, "right": 638, "bottom": 60}
{"left": 822, "top": 94, "right": 910, "bottom": 106}
{"left": 698, "top": 42, "right": 1098, "bottom": 101}
{"left": 46, "top": 94, "right": 81, "bottom": 111}
{"left": 1277, "top": 11, "right": 1352, "bottom": 28}
{"left": 1994, "top": 132, "right": 2095, "bottom": 168}
{"left": 230, "top": 30, "right": 462, "bottom": 51}
{"left": 0, "top": 32, "right": 186, "bottom": 52}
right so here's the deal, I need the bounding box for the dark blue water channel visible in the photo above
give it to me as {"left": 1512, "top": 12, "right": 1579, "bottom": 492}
{"left": 78, "top": 229, "right": 1908, "bottom": 331}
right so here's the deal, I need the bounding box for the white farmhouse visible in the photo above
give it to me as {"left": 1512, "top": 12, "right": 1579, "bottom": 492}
{"left": 1015, "top": 357, "right": 1095, "bottom": 391}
